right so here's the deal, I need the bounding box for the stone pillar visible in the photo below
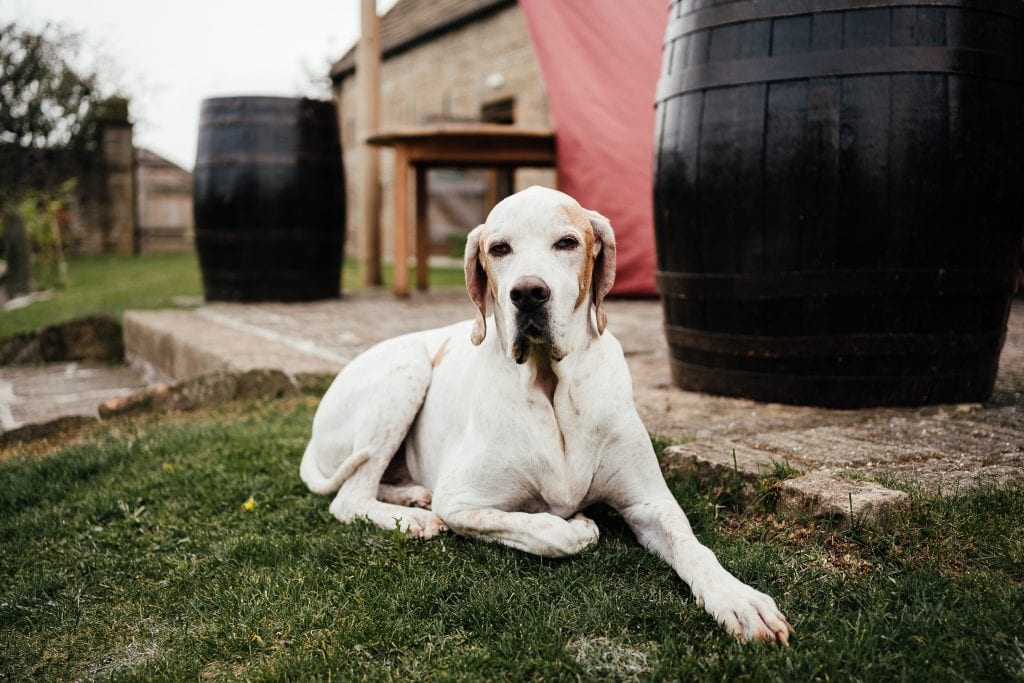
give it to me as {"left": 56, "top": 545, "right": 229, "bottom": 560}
{"left": 97, "top": 98, "right": 136, "bottom": 254}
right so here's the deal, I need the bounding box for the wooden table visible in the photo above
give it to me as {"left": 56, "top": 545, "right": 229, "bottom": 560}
{"left": 367, "top": 124, "right": 556, "bottom": 295}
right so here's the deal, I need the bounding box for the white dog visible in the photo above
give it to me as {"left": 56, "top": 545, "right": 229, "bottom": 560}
{"left": 301, "top": 186, "right": 793, "bottom": 644}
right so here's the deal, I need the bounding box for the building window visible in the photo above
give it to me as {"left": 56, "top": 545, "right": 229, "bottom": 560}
{"left": 481, "top": 97, "right": 515, "bottom": 125}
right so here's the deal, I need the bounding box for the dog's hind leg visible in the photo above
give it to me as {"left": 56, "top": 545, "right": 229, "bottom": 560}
{"left": 331, "top": 477, "right": 446, "bottom": 538}
{"left": 328, "top": 442, "right": 444, "bottom": 538}
{"left": 301, "top": 336, "right": 446, "bottom": 538}
{"left": 377, "top": 445, "right": 432, "bottom": 508}
{"left": 377, "top": 483, "right": 432, "bottom": 508}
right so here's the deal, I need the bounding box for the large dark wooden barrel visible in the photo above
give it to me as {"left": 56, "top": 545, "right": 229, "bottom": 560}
{"left": 193, "top": 96, "right": 345, "bottom": 301}
{"left": 654, "top": 0, "right": 1024, "bottom": 407}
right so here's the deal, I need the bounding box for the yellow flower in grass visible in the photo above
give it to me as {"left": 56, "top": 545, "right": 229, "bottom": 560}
{"left": 242, "top": 495, "right": 256, "bottom": 511}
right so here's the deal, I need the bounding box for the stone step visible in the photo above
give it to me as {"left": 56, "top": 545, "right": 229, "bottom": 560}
{"left": 122, "top": 294, "right": 476, "bottom": 386}
{"left": 123, "top": 309, "right": 344, "bottom": 383}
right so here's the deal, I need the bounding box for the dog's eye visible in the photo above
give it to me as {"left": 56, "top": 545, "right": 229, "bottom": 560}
{"left": 554, "top": 236, "right": 579, "bottom": 250}
{"left": 488, "top": 242, "right": 512, "bottom": 257}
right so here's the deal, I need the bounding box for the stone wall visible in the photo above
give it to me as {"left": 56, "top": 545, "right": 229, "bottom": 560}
{"left": 63, "top": 157, "right": 106, "bottom": 255}
{"left": 333, "top": 3, "right": 556, "bottom": 262}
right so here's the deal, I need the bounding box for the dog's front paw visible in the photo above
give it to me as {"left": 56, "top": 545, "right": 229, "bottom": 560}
{"left": 397, "top": 485, "right": 433, "bottom": 509}
{"left": 698, "top": 580, "right": 794, "bottom": 645}
{"left": 414, "top": 513, "right": 448, "bottom": 539}
{"left": 533, "top": 513, "right": 601, "bottom": 557}
{"left": 392, "top": 510, "right": 448, "bottom": 540}
{"left": 568, "top": 513, "right": 600, "bottom": 552}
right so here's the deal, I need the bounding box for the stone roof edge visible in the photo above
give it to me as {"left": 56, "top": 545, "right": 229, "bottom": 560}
{"left": 329, "top": 0, "right": 516, "bottom": 84}
{"left": 135, "top": 147, "right": 190, "bottom": 173}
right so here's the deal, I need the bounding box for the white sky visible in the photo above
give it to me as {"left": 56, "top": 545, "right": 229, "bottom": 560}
{"left": 2, "top": 0, "right": 398, "bottom": 170}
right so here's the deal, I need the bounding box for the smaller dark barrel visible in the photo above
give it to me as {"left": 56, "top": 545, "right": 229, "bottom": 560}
{"left": 193, "top": 97, "right": 345, "bottom": 301}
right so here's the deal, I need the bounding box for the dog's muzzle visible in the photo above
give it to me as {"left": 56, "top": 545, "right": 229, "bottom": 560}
{"left": 510, "top": 276, "right": 550, "bottom": 314}
{"left": 511, "top": 277, "right": 551, "bottom": 336}
{"left": 510, "top": 276, "right": 555, "bottom": 362}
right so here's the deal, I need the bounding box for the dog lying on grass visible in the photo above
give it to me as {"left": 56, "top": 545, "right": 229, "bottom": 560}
{"left": 301, "top": 186, "right": 793, "bottom": 644}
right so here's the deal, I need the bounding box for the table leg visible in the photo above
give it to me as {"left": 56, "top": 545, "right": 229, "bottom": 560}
{"left": 485, "top": 169, "right": 499, "bottom": 210}
{"left": 393, "top": 145, "right": 410, "bottom": 296}
{"left": 415, "top": 166, "right": 429, "bottom": 291}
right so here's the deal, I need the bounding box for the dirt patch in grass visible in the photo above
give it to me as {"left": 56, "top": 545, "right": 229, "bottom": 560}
{"left": 567, "top": 635, "right": 653, "bottom": 681}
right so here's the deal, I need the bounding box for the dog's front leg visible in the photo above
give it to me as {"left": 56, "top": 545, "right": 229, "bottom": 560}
{"left": 601, "top": 425, "right": 794, "bottom": 644}
{"left": 435, "top": 504, "right": 599, "bottom": 558}
{"left": 619, "top": 495, "right": 793, "bottom": 644}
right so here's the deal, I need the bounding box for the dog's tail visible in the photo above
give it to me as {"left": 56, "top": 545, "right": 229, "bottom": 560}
{"left": 300, "top": 443, "right": 371, "bottom": 495}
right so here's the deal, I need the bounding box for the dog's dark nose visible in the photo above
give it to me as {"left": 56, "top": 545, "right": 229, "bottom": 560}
{"left": 510, "top": 276, "right": 551, "bottom": 312}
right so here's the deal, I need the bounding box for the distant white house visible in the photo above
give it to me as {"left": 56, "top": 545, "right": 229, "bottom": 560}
{"left": 134, "top": 147, "right": 194, "bottom": 254}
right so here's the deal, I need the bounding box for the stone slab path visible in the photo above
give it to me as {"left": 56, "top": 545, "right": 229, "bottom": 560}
{"left": 123, "top": 293, "right": 1024, "bottom": 492}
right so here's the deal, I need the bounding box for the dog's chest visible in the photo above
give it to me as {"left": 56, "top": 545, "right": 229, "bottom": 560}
{"left": 512, "top": 389, "right": 601, "bottom": 516}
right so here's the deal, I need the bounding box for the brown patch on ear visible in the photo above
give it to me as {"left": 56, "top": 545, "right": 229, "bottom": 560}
{"left": 464, "top": 225, "right": 489, "bottom": 345}
{"left": 560, "top": 204, "right": 596, "bottom": 309}
{"left": 587, "top": 209, "right": 617, "bottom": 335}
{"left": 482, "top": 250, "right": 499, "bottom": 303}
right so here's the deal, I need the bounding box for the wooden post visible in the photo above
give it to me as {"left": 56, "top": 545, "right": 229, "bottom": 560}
{"left": 415, "top": 166, "right": 429, "bottom": 291}
{"left": 357, "top": 0, "right": 382, "bottom": 286}
{"left": 392, "top": 145, "right": 410, "bottom": 296}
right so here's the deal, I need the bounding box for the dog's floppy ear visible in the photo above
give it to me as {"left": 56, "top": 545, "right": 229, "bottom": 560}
{"left": 464, "top": 224, "right": 488, "bottom": 345}
{"left": 587, "top": 209, "right": 617, "bottom": 335}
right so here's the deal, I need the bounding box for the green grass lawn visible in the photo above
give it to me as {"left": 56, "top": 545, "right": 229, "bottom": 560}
{"left": 0, "top": 253, "right": 203, "bottom": 339}
{"left": 0, "top": 253, "right": 465, "bottom": 339}
{"left": 1, "top": 398, "right": 1021, "bottom": 680}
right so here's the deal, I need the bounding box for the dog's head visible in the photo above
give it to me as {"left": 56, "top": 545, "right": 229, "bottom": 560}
{"left": 464, "top": 186, "right": 617, "bottom": 363}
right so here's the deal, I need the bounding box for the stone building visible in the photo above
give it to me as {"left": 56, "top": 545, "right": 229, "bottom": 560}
{"left": 60, "top": 100, "right": 193, "bottom": 256}
{"left": 330, "top": 0, "right": 556, "bottom": 261}
{"left": 134, "top": 148, "right": 194, "bottom": 253}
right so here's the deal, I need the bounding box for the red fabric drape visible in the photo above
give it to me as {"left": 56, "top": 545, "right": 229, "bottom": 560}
{"left": 519, "top": 0, "right": 666, "bottom": 295}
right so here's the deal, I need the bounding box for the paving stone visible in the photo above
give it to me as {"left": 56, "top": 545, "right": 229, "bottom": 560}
{"left": 170, "top": 368, "right": 301, "bottom": 407}
{"left": 662, "top": 440, "right": 912, "bottom": 529}
{"left": 174, "top": 371, "right": 239, "bottom": 409}
{"left": 98, "top": 369, "right": 301, "bottom": 419}
{"left": 235, "top": 369, "right": 300, "bottom": 400}
{"left": 778, "top": 473, "right": 910, "bottom": 529}
{"left": 661, "top": 442, "right": 797, "bottom": 483}
{"left": 0, "top": 361, "right": 147, "bottom": 434}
